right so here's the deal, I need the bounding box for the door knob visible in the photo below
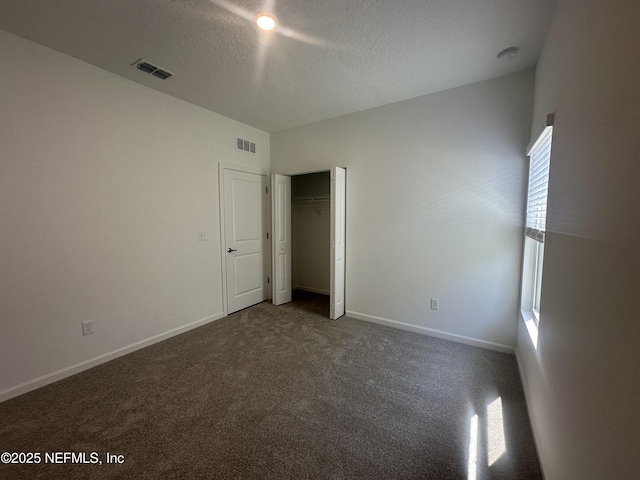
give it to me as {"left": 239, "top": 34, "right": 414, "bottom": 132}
{"left": 227, "top": 248, "right": 237, "bottom": 253}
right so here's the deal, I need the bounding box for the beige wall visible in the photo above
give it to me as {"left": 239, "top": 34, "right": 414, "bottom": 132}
{"left": 0, "top": 29, "right": 269, "bottom": 400}
{"left": 516, "top": 0, "right": 640, "bottom": 478}
{"left": 272, "top": 70, "right": 534, "bottom": 351}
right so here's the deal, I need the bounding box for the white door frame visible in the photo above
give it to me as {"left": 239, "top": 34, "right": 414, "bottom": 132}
{"left": 218, "top": 163, "right": 271, "bottom": 315}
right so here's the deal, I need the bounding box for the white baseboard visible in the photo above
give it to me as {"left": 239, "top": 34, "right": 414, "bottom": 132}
{"left": 293, "top": 285, "right": 330, "bottom": 296}
{"left": 346, "top": 310, "right": 515, "bottom": 354}
{"left": 0, "top": 312, "right": 225, "bottom": 404}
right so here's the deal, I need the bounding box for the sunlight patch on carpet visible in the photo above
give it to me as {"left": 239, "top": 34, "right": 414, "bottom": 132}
{"left": 487, "top": 396, "right": 506, "bottom": 466}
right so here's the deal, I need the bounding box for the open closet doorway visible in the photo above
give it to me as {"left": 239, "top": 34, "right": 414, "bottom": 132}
{"left": 272, "top": 167, "right": 346, "bottom": 319}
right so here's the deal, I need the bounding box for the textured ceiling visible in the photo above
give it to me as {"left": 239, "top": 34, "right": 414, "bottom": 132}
{"left": 0, "top": 0, "right": 558, "bottom": 132}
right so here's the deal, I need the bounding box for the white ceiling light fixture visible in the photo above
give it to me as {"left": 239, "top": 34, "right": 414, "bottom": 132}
{"left": 497, "top": 46, "right": 519, "bottom": 61}
{"left": 255, "top": 12, "right": 277, "bottom": 31}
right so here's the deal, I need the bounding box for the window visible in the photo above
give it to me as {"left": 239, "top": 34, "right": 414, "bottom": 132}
{"left": 521, "top": 115, "right": 553, "bottom": 344}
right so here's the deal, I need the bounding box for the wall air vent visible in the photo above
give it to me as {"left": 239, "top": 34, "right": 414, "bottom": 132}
{"left": 132, "top": 59, "right": 174, "bottom": 80}
{"left": 236, "top": 137, "right": 256, "bottom": 154}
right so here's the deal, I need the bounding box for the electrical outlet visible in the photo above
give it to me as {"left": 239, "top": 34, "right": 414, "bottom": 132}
{"left": 430, "top": 298, "right": 440, "bottom": 310}
{"left": 198, "top": 230, "right": 208, "bottom": 241}
{"left": 82, "top": 320, "right": 94, "bottom": 336}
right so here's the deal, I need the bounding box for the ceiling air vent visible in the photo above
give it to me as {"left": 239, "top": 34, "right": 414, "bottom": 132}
{"left": 132, "top": 59, "right": 174, "bottom": 80}
{"left": 152, "top": 69, "right": 172, "bottom": 80}
{"left": 236, "top": 137, "right": 256, "bottom": 154}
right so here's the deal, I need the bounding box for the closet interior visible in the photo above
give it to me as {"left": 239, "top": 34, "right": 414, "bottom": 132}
{"left": 291, "top": 171, "right": 331, "bottom": 297}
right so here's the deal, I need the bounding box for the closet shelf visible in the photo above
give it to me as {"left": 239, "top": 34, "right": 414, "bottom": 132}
{"left": 295, "top": 196, "right": 330, "bottom": 203}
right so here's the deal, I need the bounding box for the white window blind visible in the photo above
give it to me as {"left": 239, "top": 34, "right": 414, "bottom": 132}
{"left": 525, "top": 125, "right": 553, "bottom": 242}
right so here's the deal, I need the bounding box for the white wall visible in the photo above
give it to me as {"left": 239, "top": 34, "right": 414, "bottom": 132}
{"left": 272, "top": 71, "right": 534, "bottom": 351}
{"left": 516, "top": 0, "right": 640, "bottom": 478}
{"left": 0, "top": 29, "right": 269, "bottom": 401}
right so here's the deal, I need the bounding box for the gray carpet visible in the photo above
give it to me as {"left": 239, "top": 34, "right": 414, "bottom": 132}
{"left": 0, "top": 292, "right": 541, "bottom": 479}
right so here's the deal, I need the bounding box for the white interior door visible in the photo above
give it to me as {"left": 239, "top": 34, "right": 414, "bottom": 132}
{"left": 271, "top": 174, "right": 292, "bottom": 305}
{"left": 222, "top": 168, "right": 268, "bottom": 314}
{"left": 330, "top": 167, "right": 346, "bottom": 319}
